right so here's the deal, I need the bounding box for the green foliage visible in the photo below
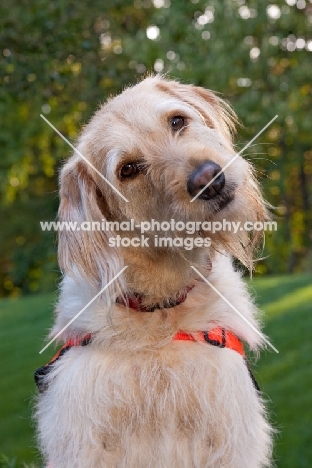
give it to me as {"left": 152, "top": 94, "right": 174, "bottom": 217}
{"left": 0, "top": 0, "right": 311, "bottom": 295}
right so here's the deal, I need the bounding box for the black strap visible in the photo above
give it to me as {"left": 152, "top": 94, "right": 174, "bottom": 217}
{"left": 244, "top": 359, "right": 260, "bottom": 392}
{"left": 34, "top": 336, "right": 92, "bottom": 393}
{"left": 203, "top": 328, "right": 226, "bottom": 348}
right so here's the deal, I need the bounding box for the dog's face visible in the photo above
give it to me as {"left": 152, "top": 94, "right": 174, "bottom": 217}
{"left": 72, "top": 77, "right": 243, "bottom": 224}
{"left": 59, "top": 76, "right": 267, "bottom": 288}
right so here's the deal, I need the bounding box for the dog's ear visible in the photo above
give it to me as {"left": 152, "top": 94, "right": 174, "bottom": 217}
{"left": 190, "top": 85, "right": 237, "bottom": 141}
{"left": 156, "top": 78, "right": 237, "bottom": 143}
{"left": 58, "top": 155, "right": 123, "bottom": 293}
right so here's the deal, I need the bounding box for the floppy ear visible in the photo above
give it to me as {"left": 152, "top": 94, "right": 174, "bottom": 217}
{"left": 156, "top": 78, "right": 238, "bottom": 144}
{"left": 189, "top": 85, "right": 238, "bottom": 142}
{"left": 58, "top": 155, "right": 123, "bottom": 294}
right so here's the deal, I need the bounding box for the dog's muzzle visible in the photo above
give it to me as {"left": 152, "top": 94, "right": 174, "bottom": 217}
{"left": 187, "top": 160, "right": 225, "bottom": 200}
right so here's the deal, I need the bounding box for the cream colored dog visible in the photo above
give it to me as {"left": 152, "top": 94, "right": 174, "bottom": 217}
{"left": 35, "top": 76, "right": 273, "bottom": 467}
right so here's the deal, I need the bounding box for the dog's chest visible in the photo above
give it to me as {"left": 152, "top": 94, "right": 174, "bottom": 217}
{"left": 37, "top": 342, "right": 270, "bottom": 468}
{"left": 41, "top": 342, "right": 248, "bottom": 439}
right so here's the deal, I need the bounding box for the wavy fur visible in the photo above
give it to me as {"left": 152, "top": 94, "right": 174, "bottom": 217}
{"left": 35, "top": 76, "right": 273, "bottom": 468}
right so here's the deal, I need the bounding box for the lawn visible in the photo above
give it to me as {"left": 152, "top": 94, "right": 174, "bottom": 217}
{"left": 250, "top": 274, "right": 312, "bottom": 468}
{"left": 0, "top": 293, "right": 56, "bottom": 467}
{"left": 0, "top": 274, "right": 311, "bottom": 467}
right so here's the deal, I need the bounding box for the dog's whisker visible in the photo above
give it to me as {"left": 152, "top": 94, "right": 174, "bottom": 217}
{"left": 236, "top": 142, "right": 272, "bottom": 149}
{"left": 241, "top": 152, "right": 268, "bottom": 157}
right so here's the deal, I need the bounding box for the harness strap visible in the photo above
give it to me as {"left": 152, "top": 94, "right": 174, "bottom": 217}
{"left": 173, "top": 328, "right": 259, "bottom": 390}
{"left": 35, "top": 328, "right": 259, "bottom": 393}
{"left": 173, "top": 327, "right": 245, "bottom": 356}
{"left": 34, "top": 334, "right": 92, "bottom": 393}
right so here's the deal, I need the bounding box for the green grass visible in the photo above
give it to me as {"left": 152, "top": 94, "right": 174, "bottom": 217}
{"left": 250, "top": 274, "right": 312, "bottom": 468}
{"left": 0, "top": 293, "right": 56, "bottom": 466}
{"left": 0, "top": 274, "right": 311, "bottom": 466}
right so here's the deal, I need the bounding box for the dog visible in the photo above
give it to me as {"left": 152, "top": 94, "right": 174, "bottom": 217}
{"left": 35, "top": 76, "right": 273, "bottom": 467}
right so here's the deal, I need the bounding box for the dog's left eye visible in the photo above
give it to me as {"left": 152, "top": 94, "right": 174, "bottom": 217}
{"left": 120, "top": 163, "right": 139, "bottom": 179}
{"left": 170, "top": 116, "right": 186, "bottom": 132}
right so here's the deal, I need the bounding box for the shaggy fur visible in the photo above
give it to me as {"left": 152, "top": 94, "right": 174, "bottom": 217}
{"left": 35, "top": 76, "right": 273, "bottom": 467}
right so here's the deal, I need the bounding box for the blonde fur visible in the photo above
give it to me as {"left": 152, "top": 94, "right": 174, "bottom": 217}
{"left": 36, "top": 76, "right": 273, "bottom": 467}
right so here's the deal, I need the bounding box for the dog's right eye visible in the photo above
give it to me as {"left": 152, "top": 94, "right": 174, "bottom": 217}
{"left": 170, "top": 116, "right": 186, "bottom": 132}
{"left": 120, "top": 163, "right": 139, "bottom": 179}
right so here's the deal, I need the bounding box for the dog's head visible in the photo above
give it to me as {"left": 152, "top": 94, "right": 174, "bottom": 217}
{"left": 58, "top": 76, "right": 268, "bottom": 290}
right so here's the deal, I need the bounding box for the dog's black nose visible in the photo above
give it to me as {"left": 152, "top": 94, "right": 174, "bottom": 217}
{"left": 187, "top": 161, "right": 225, "bottom": 200}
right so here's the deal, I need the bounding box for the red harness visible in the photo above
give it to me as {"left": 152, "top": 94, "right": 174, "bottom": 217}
{"left": 174, "top": 327, "right": 245, "bottom": 356}
{"left": 44, "top": 327, "right": 244, "bottom": 367}
{"left": 35, "top": 326, "right": 245, "bottom": 394}
{"left": 35, "top": 285, "right": 254, "bottom": 393}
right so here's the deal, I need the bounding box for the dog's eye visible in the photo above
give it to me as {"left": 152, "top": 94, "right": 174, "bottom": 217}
{"left": 170, "top": 116, "right": 186, "bottom": 132}
{"left": 120, "top": 163, "right": 139, "bottom": 179}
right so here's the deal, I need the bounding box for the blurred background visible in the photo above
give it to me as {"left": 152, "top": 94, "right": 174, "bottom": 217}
{"left": 0, "top": 0, "right": 311, "bottom": 466}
